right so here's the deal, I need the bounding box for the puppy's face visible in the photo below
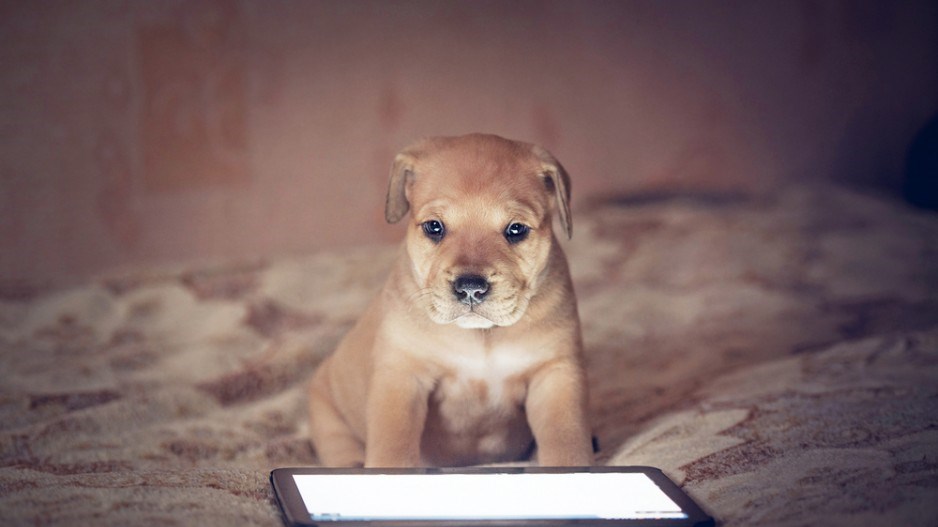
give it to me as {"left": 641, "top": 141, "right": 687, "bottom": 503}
{"left": 385, "top": 134, "right": 572, "bottom": 329}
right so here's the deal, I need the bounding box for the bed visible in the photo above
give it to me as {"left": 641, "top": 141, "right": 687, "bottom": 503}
{"left": 2, "top": 185, "right": 936, "bottom": 526}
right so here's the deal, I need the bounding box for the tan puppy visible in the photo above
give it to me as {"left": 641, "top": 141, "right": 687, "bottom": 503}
{"left": 308, "top": 133, "right": 592, "bottom": 467}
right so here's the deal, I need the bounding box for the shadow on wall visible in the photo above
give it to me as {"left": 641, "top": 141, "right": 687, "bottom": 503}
{"left": 905, "top": 114, "right": 938, "bottom": 210}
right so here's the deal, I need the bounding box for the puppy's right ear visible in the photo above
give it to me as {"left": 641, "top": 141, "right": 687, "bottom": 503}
{"left": 385, "top": 152, "right": 416, "bottom": 224}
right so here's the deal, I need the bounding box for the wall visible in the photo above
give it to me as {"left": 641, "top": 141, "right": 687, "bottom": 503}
{"left": 2, "top": 0, "right": 937, "bottom": 288}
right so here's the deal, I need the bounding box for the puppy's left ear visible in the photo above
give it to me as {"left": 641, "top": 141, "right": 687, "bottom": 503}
{"left": 533, "top": 146, "right": 573, "bottom": 239}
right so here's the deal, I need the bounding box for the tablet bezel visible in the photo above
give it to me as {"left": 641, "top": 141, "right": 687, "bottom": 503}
{"left": 270, "top": 466, "right": 714, "bottom": 527}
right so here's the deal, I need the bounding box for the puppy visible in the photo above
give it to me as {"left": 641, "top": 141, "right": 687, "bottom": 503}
{"left": 308, "top": 133, "right": 593, "bottom": 467}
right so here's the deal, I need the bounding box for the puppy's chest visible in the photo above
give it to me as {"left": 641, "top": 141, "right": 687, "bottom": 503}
{"left": 431, "top": 347, "right": 539, "bottom": 429}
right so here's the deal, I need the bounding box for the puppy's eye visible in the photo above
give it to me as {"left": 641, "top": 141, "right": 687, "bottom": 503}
{"left": 504, "top": 222, "right": 530, "bottom": 244}
{"left": 422, "top": 220, "right": 445, "bottom": 242}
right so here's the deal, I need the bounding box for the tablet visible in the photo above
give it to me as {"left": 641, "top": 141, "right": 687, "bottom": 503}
{"left": 270, "top": 466, "right": 714, "bottom": 527}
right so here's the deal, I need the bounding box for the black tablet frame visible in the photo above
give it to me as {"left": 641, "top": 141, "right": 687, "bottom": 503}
{"left": 270, "top": 466, "right": 714, "bottom": 527}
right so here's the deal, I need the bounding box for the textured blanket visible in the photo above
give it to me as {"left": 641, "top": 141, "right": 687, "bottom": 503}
{"left": 2, "top": 186, "right": 936, "bottom": 526}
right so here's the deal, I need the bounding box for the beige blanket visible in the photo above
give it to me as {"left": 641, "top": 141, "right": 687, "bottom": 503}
{"left": 2, "top": 186, "right": 936, "bottom": 526}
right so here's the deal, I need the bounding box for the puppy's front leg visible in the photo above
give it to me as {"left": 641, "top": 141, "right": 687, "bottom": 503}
{"left": 526, "top": 360, "right": 594, "bottom": 466}
{"left": 364, "top": 365, "right": 430, "bottom": 467}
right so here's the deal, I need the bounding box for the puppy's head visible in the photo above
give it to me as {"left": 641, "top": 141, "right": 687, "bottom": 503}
{"left": 385, "top": 134, "right": 572, "bottom": 329}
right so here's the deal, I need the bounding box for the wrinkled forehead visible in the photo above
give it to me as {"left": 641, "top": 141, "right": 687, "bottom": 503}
{"left": 408, "top": 140, "right": 548, "bottom": 215}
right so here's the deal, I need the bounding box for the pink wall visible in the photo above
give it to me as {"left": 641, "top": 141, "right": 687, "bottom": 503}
{"left": 2, "top": 0, "right": 937, "bottom": 288}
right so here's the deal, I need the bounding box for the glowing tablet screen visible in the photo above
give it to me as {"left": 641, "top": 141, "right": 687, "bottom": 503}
{"left": 292, "top": 472, "right": 688, "bottom": 521}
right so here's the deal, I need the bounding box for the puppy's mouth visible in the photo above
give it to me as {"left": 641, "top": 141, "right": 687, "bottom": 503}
{"left": 426, "top": 290, "right": 530, "bottom": 329}
{"left": 453, "top": 312, "right": 496, "bottom": 329}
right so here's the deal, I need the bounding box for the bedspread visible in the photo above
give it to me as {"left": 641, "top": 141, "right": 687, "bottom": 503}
{"left": 2, "top": 186, "right": 936, "bottom": 526}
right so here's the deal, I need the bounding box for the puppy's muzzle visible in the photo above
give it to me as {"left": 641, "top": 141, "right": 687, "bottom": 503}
{"left": 453, "top": 274, "right": 489, "bottom": 306}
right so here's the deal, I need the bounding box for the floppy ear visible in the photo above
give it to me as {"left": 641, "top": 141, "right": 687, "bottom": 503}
{"left": 385, "top": 151, "right": 417, "bottom": 224}
{"left": 533, "top": 146, "right": 573, "bottom": 239}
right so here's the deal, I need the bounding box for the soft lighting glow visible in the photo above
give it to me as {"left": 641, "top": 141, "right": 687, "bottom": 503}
{"left": 293, "top": 472, "right": 688, "bottom": 521}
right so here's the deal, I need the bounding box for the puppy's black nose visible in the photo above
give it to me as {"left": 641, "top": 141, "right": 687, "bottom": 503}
{"left": 453, "top": 274, "right": 489, "bottom": 305}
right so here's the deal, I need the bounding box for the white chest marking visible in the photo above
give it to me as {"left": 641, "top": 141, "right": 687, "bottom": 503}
{"left": 438, "top": 345, "right": 540, "bottom": 406}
